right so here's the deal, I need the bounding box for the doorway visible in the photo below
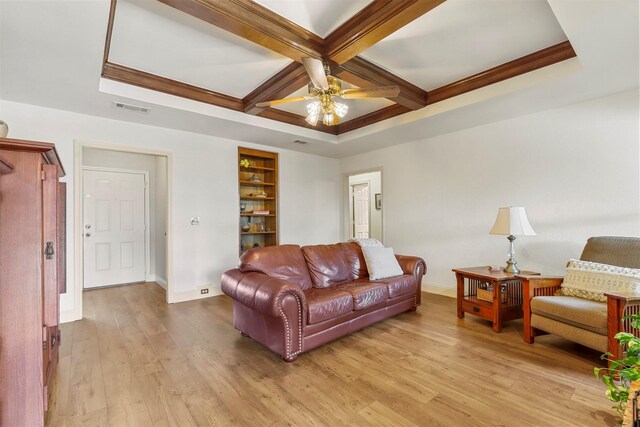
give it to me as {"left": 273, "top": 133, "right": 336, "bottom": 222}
{"left": 81, "top": 147, "right": 168, "bottom": 290}
{"left": 348, "top": 171, "right": 383, "bottom": 241}
{"left": 82, "top": 168, "right": 147, "bottom": 288}
{"left": 351, "top": 182, "right": 370, "bottom": 238}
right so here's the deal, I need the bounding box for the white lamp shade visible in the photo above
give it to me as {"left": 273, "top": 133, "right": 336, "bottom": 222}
{"left": 489, "top": 207, "right": 536, "bottom": 236}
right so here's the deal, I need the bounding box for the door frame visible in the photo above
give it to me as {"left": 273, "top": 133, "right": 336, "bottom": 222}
{"left": 70, "top": 140, "right": 173, "bottom": 323}
{"left": 349, "top": 180, "right": 371, "bottom": 239}
{"left": 342, "top": 168, "right": 384, "bottom": 243}
{"left": 81, "top": 166, "right": 151, "bottom": 287}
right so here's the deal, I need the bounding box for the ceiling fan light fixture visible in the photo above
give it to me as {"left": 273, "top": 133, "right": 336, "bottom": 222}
{"left": 305, "top": 112, "right": 320, "bottom": 126}
{"left": 333, "top": 102, "right": 348, "bottom": 118}
{"left": 307, "top": 100, "right": 321, "bottom": 115}
{"left": 322, "top": 111, "right": 337, "bottom": 126}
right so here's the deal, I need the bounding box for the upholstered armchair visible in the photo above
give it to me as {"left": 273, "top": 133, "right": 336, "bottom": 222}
{"left": 519, "top": 236, "right": 640, "bottom": 360}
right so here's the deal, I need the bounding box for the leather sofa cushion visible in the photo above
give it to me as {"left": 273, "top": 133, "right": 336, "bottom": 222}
{"left": 341, "top": 242, "right": 369, "bottom": 280}
{"left": 335, "top": 282, "right": 389, "bottom": 310}
{"left": 531, "top": 295, "right": 607, "bottom": 335}
{"left": 353, "top": 275, "right": 417, "bottom": 299}
{"left": 305, "top": 288, "right": 354, "bottom": 324}
{"left": 381, "top": 275, "right": 417, "bottom": 298}
{"left": 239, "top": 244, "right": 313, "bottom": 291}
{"left": 302, "top": 243, "right": 354, "bottom": 288}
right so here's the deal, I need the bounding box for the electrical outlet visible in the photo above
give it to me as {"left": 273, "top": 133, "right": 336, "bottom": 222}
{"left": 200, "top": 288, "right": 209, "bottom": 295}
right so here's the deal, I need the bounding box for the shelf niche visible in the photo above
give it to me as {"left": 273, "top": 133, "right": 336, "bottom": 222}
{"left": 238, "top": 147, "right": 278, "bottom": 254}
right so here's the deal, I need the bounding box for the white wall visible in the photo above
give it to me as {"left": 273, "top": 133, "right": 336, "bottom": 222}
{"left": 0, "top": 99, "right": 341, "bottom": 322}
{"left": 348, "top": 171, "right": 383, "bottom": 241}
{"left": 341, "top": 90, "right": 640, "bottom": 295}
{"left": 155, "top": 155, "right": 168, "bottom": 285}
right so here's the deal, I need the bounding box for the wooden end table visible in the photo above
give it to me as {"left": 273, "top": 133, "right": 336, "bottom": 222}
{"left": 453, "top": 266, "right": 528, "bottom": 333}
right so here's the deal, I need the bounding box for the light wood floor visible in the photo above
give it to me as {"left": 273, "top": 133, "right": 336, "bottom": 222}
{"left": 46, "top": 283, "right": 617, "bottom": 427}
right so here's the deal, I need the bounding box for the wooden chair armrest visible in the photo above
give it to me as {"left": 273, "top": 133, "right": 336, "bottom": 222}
{"left": 515, "top": 275, "right": 564, "bottom": 289}
{"left": 519, "top": 276, "right": 564, "bottom": 345}
{"left": 605, "top": 291, "right": 640, "bottom": 302}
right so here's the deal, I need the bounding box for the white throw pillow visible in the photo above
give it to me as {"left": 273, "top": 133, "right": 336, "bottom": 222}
{"left": 362, "top": 246, "right": 403, "bottom": 280}
{"left": 556, "top": 259, "right": 640, "bottom": 302}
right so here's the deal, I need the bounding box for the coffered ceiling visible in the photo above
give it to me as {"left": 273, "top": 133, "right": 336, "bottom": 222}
{"left": 1, "top": 0, "right": 637, "bottom": 157}
{"left": 102, "top": 0, "right": 576, "bottom": 135}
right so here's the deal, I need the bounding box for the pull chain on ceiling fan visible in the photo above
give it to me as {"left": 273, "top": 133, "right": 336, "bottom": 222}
{"left": 256, "top": 58, "right": 400, "bottom": 126}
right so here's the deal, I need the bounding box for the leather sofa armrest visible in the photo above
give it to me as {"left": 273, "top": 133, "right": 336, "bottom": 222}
{"left": 221, "top": 269, "right": 307, "bottom": 318}
{"left": 395, "top": 255, "right": 427, "bottom": 278}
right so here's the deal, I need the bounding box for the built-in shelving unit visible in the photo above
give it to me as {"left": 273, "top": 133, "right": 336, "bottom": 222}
{"left": 238, "top": 147, "right": 278, "bottom": 253}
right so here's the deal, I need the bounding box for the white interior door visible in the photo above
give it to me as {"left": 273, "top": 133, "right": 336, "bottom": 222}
{"left": 83, "top": 169, "right": 146, "bottom": 289}
{"left": 352, "top": 183, "right": 370, "bottom": 239}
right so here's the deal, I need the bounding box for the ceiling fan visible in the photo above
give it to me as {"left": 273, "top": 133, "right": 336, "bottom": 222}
{"left": 256, "top": 58, "right": 400, "bottom": 126}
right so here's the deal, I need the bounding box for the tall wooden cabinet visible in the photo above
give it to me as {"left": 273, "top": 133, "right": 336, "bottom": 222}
{"left": 238, "top": 147, "right": 278, "bottom": 253}
{"left": 0, "top": 138, "right": 66, "bottom": 426}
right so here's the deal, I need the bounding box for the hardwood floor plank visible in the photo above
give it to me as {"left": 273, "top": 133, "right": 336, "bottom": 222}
{"left": 357, "top": 400, "right": 420, "bottom": 427}
{"left": 46, "top": 284, "right": 616, "bottom": 426}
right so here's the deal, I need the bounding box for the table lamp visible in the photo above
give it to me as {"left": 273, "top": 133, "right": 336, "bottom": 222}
{"left": 489, "top": 207, "right": 536, "bottom": 274}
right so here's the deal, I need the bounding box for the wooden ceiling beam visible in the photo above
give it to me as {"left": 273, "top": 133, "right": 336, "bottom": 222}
{"left": 325, "top": 0, "right": 446, "bottom": 64}
{"left": 156, "top": 0, "right": 324, "bottom": 63}
{"left": 334, "top": 56, "right": 427, "bottom": 110}
{"left": 102, "top": 62, "right": 244, "bottom": 111}
{"left": 257, "top": 109, "right": 338, "bottom": 135}
{"left": 336, "top": 104, "right": 412, "bottom": 134}
{"left": 426, "top": 41, "right": 577, "bottom": 105}
{"left": 242, "top": 62, "right": 309, "bottom": 115}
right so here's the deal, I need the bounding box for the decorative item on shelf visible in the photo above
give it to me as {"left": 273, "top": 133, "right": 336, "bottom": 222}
{"left": 489, "top": 206, "right": 536, "bottom": 274}
{"left": 241, "top": 217, "right": 251, "bottom": 232}
{"left": 240, "top": 202, "right": 246, "bottom": 213}
{"left": 0, "top": 120, "right": 8, "bottom": 138}
{"left": 477, "top": 284, "right": 507, "bottom": 303}
{"left": 252, "top": 243, "right": 260, "bottom": 248}
{"left": 256, "top": 191, "right": 268, "bottom": 198}
{"left": 249, "top": 174, "right": 263, "bottom": 183}
{"left": 240, "top": 158, "right": 250, "bottom": 168}
{"left": 253, "top": 210, "right": 269, "bottom": 215}
{"left": 488, "top": 265, "right": 503, "bottom": 272}
{"left": 259, "top": 223, "right": 266, "bottom": 232}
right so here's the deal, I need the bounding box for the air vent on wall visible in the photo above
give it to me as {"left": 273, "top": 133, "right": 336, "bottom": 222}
{"left": 112, "top": 101, "right": 150, "bottom": 114}
{"left": 292, "top": 139, "right": 310, "bottom": 145}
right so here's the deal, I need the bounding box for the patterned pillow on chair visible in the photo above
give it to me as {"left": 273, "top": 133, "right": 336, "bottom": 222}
{"left": 556, "top": 259, "right": 640, "bottom": 302}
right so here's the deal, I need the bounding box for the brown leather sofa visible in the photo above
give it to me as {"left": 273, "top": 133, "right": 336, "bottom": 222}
{"left": 221, "top": 242, "right": 426, "bottom": 362}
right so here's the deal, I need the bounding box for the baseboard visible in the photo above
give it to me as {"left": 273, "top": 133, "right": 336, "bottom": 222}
{"left": 422, "top": 283, "right": 456, "bottom": 298}
{"left": 169, "top": 286, "right": 223, "bottom": 304}
{"left": 154, "top": 276, "right": 167, "bottom": 289}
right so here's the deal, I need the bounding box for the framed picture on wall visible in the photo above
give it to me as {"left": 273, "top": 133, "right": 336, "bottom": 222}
{"left": 375, "top": 193, "right": 382, "bottom": 210}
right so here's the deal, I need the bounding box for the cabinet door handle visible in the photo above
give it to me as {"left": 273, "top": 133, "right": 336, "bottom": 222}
{"left": 45, "top": 242, "right": 55, "bottom": 259}
{"left": 473, "top": 307, "right": 480, "bottom": 313}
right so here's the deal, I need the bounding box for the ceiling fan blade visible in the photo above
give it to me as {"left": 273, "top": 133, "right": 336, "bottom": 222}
{"left": 340, "top": 86, "right": 400, "bottom": 99}
{"left": 302, "top": 57, "right": 329, "bottom": 90}
{"left": 255, "top": 96, "right": 310, "bottom": 108}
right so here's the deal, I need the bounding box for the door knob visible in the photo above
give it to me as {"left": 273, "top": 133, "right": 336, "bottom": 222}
{"left": 84, "top": 224, "right": 91, "bottom": 229}
{"left": 85, "top": 233, "right": 91, "bottom": 237}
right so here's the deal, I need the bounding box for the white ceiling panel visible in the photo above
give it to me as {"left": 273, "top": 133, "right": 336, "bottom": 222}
{"left": 255, "top": 0, "right": 372, "bottom": 37}
{"left": 361, "top": 0, "right": 568, "bottom": 91}
{"left": 272, "top": 82, "right": 395, "bottom": 120}
{"left": 109, "top": 0, "right": 292, "bottom": 98}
